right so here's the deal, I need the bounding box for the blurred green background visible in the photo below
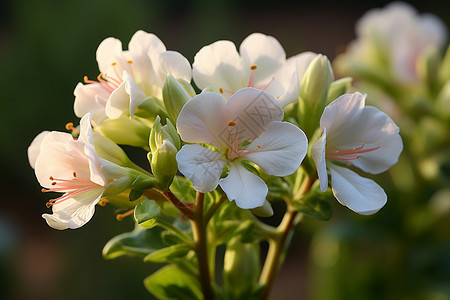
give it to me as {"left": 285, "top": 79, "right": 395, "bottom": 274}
{"left": 1, "top": 0, "right": 449, "bottom": 299}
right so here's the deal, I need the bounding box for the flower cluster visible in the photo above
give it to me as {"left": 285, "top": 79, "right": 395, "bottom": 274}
{"left": 29, "top": 31, "right": 403, "bottom": 230}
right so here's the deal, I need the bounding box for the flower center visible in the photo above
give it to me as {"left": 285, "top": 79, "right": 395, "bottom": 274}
{"left": 219, "top": 65, "right": 275, "bottom": 95}
{"left": 326, "top": 143, "right": 380, "bottom": 161}
{"left": 42, "top": 172, "right": 101, "bottom": 207}
{"left": 225, "top": 120, "right": 261, "bottom": 160}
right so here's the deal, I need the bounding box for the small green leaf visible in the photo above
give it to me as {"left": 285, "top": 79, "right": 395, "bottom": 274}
{"left": 102, "top": 226, "right": 165, "bottom": 259}
{"left": 134, "top": 198, "right": 161, "bottom": 226}
{"left": 293, "top": 190, "right": 332, "bottom": 221}
{"left": 144, "top": 264, "right": 202, "bottom": 300}
{"left": 129, "top": 189, "right": 144, "bottom": 202}
{"left": 144, "top": 244, "right": 192, "bottom": 263}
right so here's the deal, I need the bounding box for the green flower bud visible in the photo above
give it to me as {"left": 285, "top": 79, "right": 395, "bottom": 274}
{"left": 251, "top": 200, "right": 274, "bottom": 217}
{"left": 327, "top": 77, "right": 353, "bottom": 104}
{"left": 134, "top": 96, "right": 168, "bottom": 121}
{"left": 436, "top": 81, "right": 450, "bottom": 122}
{"left": 93, "top": 132, "right": 132, "bottom": 167}
{"left": 150, "top": 139, "right": 178, "bottom": 190}
{"left": 439, "top": 45, "right": 450, "bottom": 84}
{"left": 150, "top": 116, "right": 181, "bottom": 153}
{"left": 94, "top": 115, "right": 151, "bottom": 148}
{"left": 223, "top": 238, "right": 260, "bottom": 299}
{"left": 417, "top": 47, "right": 441, "bottom": 93}
{"left": 298, "top": 54, "right": 334, "bottom": 138}
{"left": 163, "top": 74, "right": 193, "bottom": 124}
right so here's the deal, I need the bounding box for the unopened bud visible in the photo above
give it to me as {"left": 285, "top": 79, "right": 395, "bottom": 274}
{"left": 150, "top": 139, "right": 178, "bottom": 190}
{"left": 251, "top": 200, "right": 274, "bottom": 217}
{"left": 134, "top": 96, "right": 168, "bottom": 121}
{"left": 417, "top": 47, "right": 441, "bottom": 92}
{"left": 94, "top": 116, "right": 150, "bottom": 148}
{"left": 163, "top": 74, "right": 192, "bottom": 124}
{"left": 327, "top": 77, "right": 353, "bottom": 104}
{"left": 150, "top": 116, "right": 180, "bottom": 153}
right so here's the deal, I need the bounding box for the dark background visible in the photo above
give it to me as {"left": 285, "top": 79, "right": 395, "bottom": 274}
{"left": 1, "top": 1, "right": 449, "bottom": 299}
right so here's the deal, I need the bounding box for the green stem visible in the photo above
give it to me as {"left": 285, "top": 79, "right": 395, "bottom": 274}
{"left": 259, "top": 175, "right": 315, "bottom": 300}
{"left": 204, "top": 194, "right": 227, "bottom": 222}
{"left": 191, "top": 192, "right": 214, "bottom": 300}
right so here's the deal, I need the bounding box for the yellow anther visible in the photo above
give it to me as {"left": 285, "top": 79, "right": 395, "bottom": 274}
{"left": 227, "top": 120, "right": 236, "bottom": 126}
{"left": 250, "top": 65, "right": 257, "bottom": 70}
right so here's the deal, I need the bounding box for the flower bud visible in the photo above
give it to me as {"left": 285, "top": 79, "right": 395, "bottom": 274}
{"left": 162, "top": 74, "right": 193, "bottom": 125}
{"left": 327, "top": 77, "right": 353, "bottom": 104}
{"left": 436, "top": 81, "right": 450, "bottom": 122}
{"left": 94, "top": 115, "right": 151, "bottom": 148}
{"left": 150, "top": 139, "right": 178, "bottom": 190}
{"left": 439, "top": 45, "right": 450, "bottom": 84}
{"left": 93, "top": 132, "right": 132, "bottom": 166}
{"left": 150, "top": 116, "right": 180, "bottom": 153}
{"left": 134, "top": 96, "right": 168, "bottom": 121}
{"left": 251, "top": 200, "right": 274, "bottom": 217}
{"left": 298, "top": 54, "right": 334, "bottom": 138}
{"left": 223, "top": 238, "right": 260, "bottom": 299}
{"left": 417, "top": 47, "right": 441, "bottom": 92}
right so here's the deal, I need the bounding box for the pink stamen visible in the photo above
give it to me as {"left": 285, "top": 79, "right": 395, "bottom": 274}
{"left": 326, "top": 143, "right": 380, "bottom": 161}
{"left": 248, "top": 65, "right": 257, "bottom": 87}
{"left": 43, "top": 173, "right": 100, "bottom": 207}
{"left": 225, "top": 120, "right": 261, "bottom": 160}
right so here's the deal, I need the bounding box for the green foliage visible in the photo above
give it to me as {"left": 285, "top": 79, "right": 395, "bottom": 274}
{"left": 134, "top": 198, "right": 161, "bottom": 227}
{"left": 293, "top": 183, "right": 333, "bottom": 221}
{"left": 144, "top": 265, "right": 202, "bottom": 300}
{"left": 144, "top": 244, "right": 192, "bottom": 263}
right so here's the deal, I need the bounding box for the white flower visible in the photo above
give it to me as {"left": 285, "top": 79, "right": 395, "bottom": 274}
{"left": 176, "top": 87, "right": 308, "bottom": 209}
{"left": 312, "top": 92, "right": 403, "bottom": 215}
{"left": 342, "top": 2, "right": 447, "bottom": 83}
{"left": 192, "top": 32, "right": 317, "bottom": 106}
{"left": 30, "top": 114, "right": 108, "bottom": 229}
{"left": 74, "top": 30, "right": 191, "bottom": 126}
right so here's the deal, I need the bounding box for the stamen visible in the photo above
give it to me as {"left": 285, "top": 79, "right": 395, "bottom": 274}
{"left": 327, "top": 144, "right": 380, "bottom": 161}
{"left": 98, "top": 199, "right": 109, "bottom": 207}
{"left": 127, "top": 60, "right": 133, "bottom": 64}
{"left": 219, "top": 88, "right": 224, "bottom": 94}
{"left": 65, "top": 122, "right": 80, "bottom": 135}
{"left": 116, "top": 209, "right": 135, "bottom": 221}
{"left": 111, "top": 62, "right": 117, "bottom": 66}
{"left": 73, "top": 172, "right": 77, "bottom": 177}
{"left": 227, "top": 120, "right": 236, "bottom": 127}
{"left": 248, "top": 65, "right": 258, "bottom": 87}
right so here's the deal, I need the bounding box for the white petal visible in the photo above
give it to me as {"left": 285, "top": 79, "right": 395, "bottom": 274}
{"left": 124, "top": 74, "right": 146, "bottom": 117}
{"left": 73, "top": 82, "right": 109, "bottom": 126}
{"left": 105, "top": 80, "right": 129, "bottom": 119}
{"left": 311, "top": 129, "right": 329, "bottom": 192}
{"left": 320, "top": 92, "right": 365, "bottom": 146}
{"left": 78, "top": 113, "right": 94, "bottom": 145}
{"left": 176, "top": 144, "right": 226, "bottom": 193}
{"left": 153, "top": 51, "right": 192, "bottom": 84}
{"left": 96, "top": 37, "right": 125, "bottom": 76}
{"left": 344, "top": 106, "right": 403, "bottom": 174}
{"left": 219, "top": 162, "right": 268, "bottom": 209}
{"left": 35, "top": 141, "right": 91, "bottom": 188}
{"left": 129, "top": 30, "right": 166, "bottom": 56}
{"left": 330, "top": 164, "right": 387, "bottom": 215}
{"left": 193, "top": 40, "right": 243, "bottom": 91}
{"left": 277, "top": 52, "right": 318, "bottom": 106}
{"left": 240, "top": 33, "right": 286, "bottom": 83}
{"left": 42, "top": 188, "right": 103, "bottom": 230}
{"left": 176, "top": 92, "right": 227, "bottom": 148}
{"left": 28, "top": 131, "right": 50, "bottom": 169}
{"left": 223, "top": 87, "right": 284, "bottom": 142}
{"left": 245, "top": 121, "right": 307, "bottom": 176}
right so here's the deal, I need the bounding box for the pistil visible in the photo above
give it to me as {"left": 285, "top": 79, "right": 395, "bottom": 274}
{"left": 326, "top": 143, "right": 380, "bottom": 161}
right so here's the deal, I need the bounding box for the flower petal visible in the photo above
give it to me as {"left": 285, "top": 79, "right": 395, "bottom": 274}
{"left": 320, "top": 92, "right": 365, "bottom": 146}
{"left": 28, "top": 131, "right": 50, "bottom": 169}
{"left": 153, "top": 51, "right": 192, "bottom": 84}
{"left": 96, "top": 37, "right": 126, "bottom": 76}
{"left": 42, "top": 188, "right": 103, "bottom": 230}
{"left": 239, "top": 33, "right": 286, "bottom": 83}
{"left": 105, "top": 80, "right": 129, "bottom": 119}
{"left": 219, "top": 162, "right": 268, "bottom": 209}
{"left": 311, "top": 129, "right": 329, "bottom": 192}
{"left": 223, "top": 87, "right": 284, "bottom": 143}
{"left": 345, "top": 106, "right": 403, "bottom": 174}
{"left": 245, "top": 121, "right": 307, "bottom": 176}
{"left": 330, "top": 164, "right": 387, "bottom": 215}
{"left": 176, "top": 144, "right": 226, "bottom": 193}
{"left": 176, "top": 92, "right": 227, "bottom": 148}
{"left": 193, "top": 40, "right": 243, "bottom": 91}
{"left": 73, "top": 82, "right": 109, "bottom": 126}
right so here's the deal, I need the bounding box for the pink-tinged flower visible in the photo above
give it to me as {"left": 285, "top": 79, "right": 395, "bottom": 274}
{"left": 311, "top": 92, "right": 403, "bottom": 215}
{"left": 74, "top": 30, "right": 191, "bottom": 126}
{"left": 338, "top": 2, "right": 447, "bottom": 83}
{"left": 29, "top": 114, "right": 107, "bottom": 229}
{"left": 192, "top": 32, "right": 317, "bottom": 106}
{"left": 176, "top": 88, "right": 308, "bottom": 209}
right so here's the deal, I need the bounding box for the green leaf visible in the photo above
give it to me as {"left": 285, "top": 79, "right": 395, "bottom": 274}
{"left": 293, "top": 188, "right": 333, "bottom": 221}
{"left": 144, "top": 244, "right": 192, "bottom": 263}
{"left": 169, "top": 175, "right": 196, "bottom": 202}
{"left": 134, "top": 198, "right": 161, "bottom": 226}
{"left": 102, "top": 226, "right": 166, "bottom": 259}
{"left": 129, "top": 189, "right": 144, "bottom": 202}
{"left": 144, "top": 264, "right": 202, "bottom": 300}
